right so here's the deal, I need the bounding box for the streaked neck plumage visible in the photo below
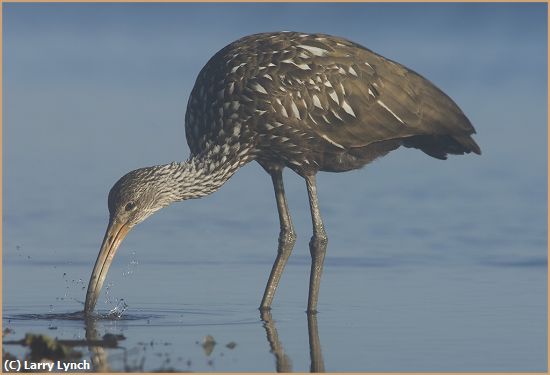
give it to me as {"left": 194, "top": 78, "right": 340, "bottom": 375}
{"left": 107, "top": 141, "right": 257, "bottom": 229}
{"left": 158, "top": 143, "right": 255, "bottom": 203}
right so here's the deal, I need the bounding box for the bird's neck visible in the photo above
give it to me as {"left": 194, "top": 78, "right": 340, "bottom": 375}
{"left": 165, "top": 143, "right": 255, "bottom": 202}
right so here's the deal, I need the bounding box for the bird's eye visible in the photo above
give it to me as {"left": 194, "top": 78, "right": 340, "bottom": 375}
{"left": 125, "top": 202, "right": 136, "bottom": 211}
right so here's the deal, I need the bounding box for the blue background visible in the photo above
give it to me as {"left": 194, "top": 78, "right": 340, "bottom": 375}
{"left": 3, "top": 3, "right": 547, "bottom": 372}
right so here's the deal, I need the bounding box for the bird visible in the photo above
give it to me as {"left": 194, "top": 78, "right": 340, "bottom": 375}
{"left": 84, "top": 31, "right": 481, "bottom": 315}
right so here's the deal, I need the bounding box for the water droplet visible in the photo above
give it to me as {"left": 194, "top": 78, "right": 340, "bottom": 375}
{"left": 107, "top": 298, "right": 128, "bottom": 319}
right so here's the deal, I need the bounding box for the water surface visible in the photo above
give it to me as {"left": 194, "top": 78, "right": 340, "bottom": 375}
{"left": 3, "top": 2, "right": 547, "bottom": 372}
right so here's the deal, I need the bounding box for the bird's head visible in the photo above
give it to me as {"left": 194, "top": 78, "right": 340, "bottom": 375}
{"left": 84, "top": 165, "right": 176, "bottom": 314}
{"left": 107, "top": 167, "right": 173, "bottom": 227}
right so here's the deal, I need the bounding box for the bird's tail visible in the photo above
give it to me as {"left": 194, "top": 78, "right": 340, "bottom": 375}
{"left": 403, "top": 133, "right": 481, "bottom": 160}
{"left": 455, "top": 134, "right": 481, "bottom": 155}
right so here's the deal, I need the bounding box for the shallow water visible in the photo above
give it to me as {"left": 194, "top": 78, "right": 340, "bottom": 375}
{"left": 3, "top": 2, "right": 548, "bottom": 372}
{"left": 3, "top": 253, "right": 547, "bottom": 371}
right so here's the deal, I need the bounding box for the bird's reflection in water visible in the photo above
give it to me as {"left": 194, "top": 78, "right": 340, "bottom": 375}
{"left": 307, "top": 313, "right": 325, "bottom": 372}
{"left": 261, "top": 310, "right": 325, "bottom": 372}
{"left": 261, "top": 310, "right": 293, "bottom": 372}
{"left": 84, "top": 317, "right": 111, "bottom": 373}
{"left": 83, "top": 310, "right": 324, "bottom": 372}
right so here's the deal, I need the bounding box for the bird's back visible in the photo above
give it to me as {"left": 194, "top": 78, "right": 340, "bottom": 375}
{"left": 184, "top": 32, "right": 480, "bottom": 173}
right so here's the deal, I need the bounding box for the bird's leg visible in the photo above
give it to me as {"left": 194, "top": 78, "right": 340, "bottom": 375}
{"left": 305, "top": 174, "right": 328, "bottom": 314}
{"left": 260, "top": 167, "right": 297, "bottom": 310}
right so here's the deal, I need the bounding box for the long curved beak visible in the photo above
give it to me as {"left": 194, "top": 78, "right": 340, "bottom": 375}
{"left": 84, "top": 218, "right": 131, "bottom": 314}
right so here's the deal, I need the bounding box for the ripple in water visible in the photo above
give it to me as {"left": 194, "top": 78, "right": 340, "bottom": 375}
{"left": 5, "top": 309, "right": 155, "bottom": 322}
{"left": 4, "top": 303, "right": 260, "bottom": 326}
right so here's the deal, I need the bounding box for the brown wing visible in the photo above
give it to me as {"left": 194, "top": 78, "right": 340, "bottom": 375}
{"left": 185, "top": 32, "right": 480, "bottom": 158}
{"left": 255, "top": 33, "right": 479, "bottom": 153}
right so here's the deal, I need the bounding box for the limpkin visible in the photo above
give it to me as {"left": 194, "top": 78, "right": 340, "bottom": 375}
{"left": 85, "top": 32, "right": 481, "bottom": 314}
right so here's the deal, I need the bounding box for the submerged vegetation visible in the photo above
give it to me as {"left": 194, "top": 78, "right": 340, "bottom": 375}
{"left": 2, "top": 328, "right": 238, "bottom": 372}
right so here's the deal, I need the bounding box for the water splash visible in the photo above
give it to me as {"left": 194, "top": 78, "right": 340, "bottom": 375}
{"left": 107, "top": 299, "right": 128, "bottom": 319}
{"left": 122, "top": 251, "right": 139, "bottom": 277}
{"left": 105, "top": 282, "right": 114, "bottom": 305}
